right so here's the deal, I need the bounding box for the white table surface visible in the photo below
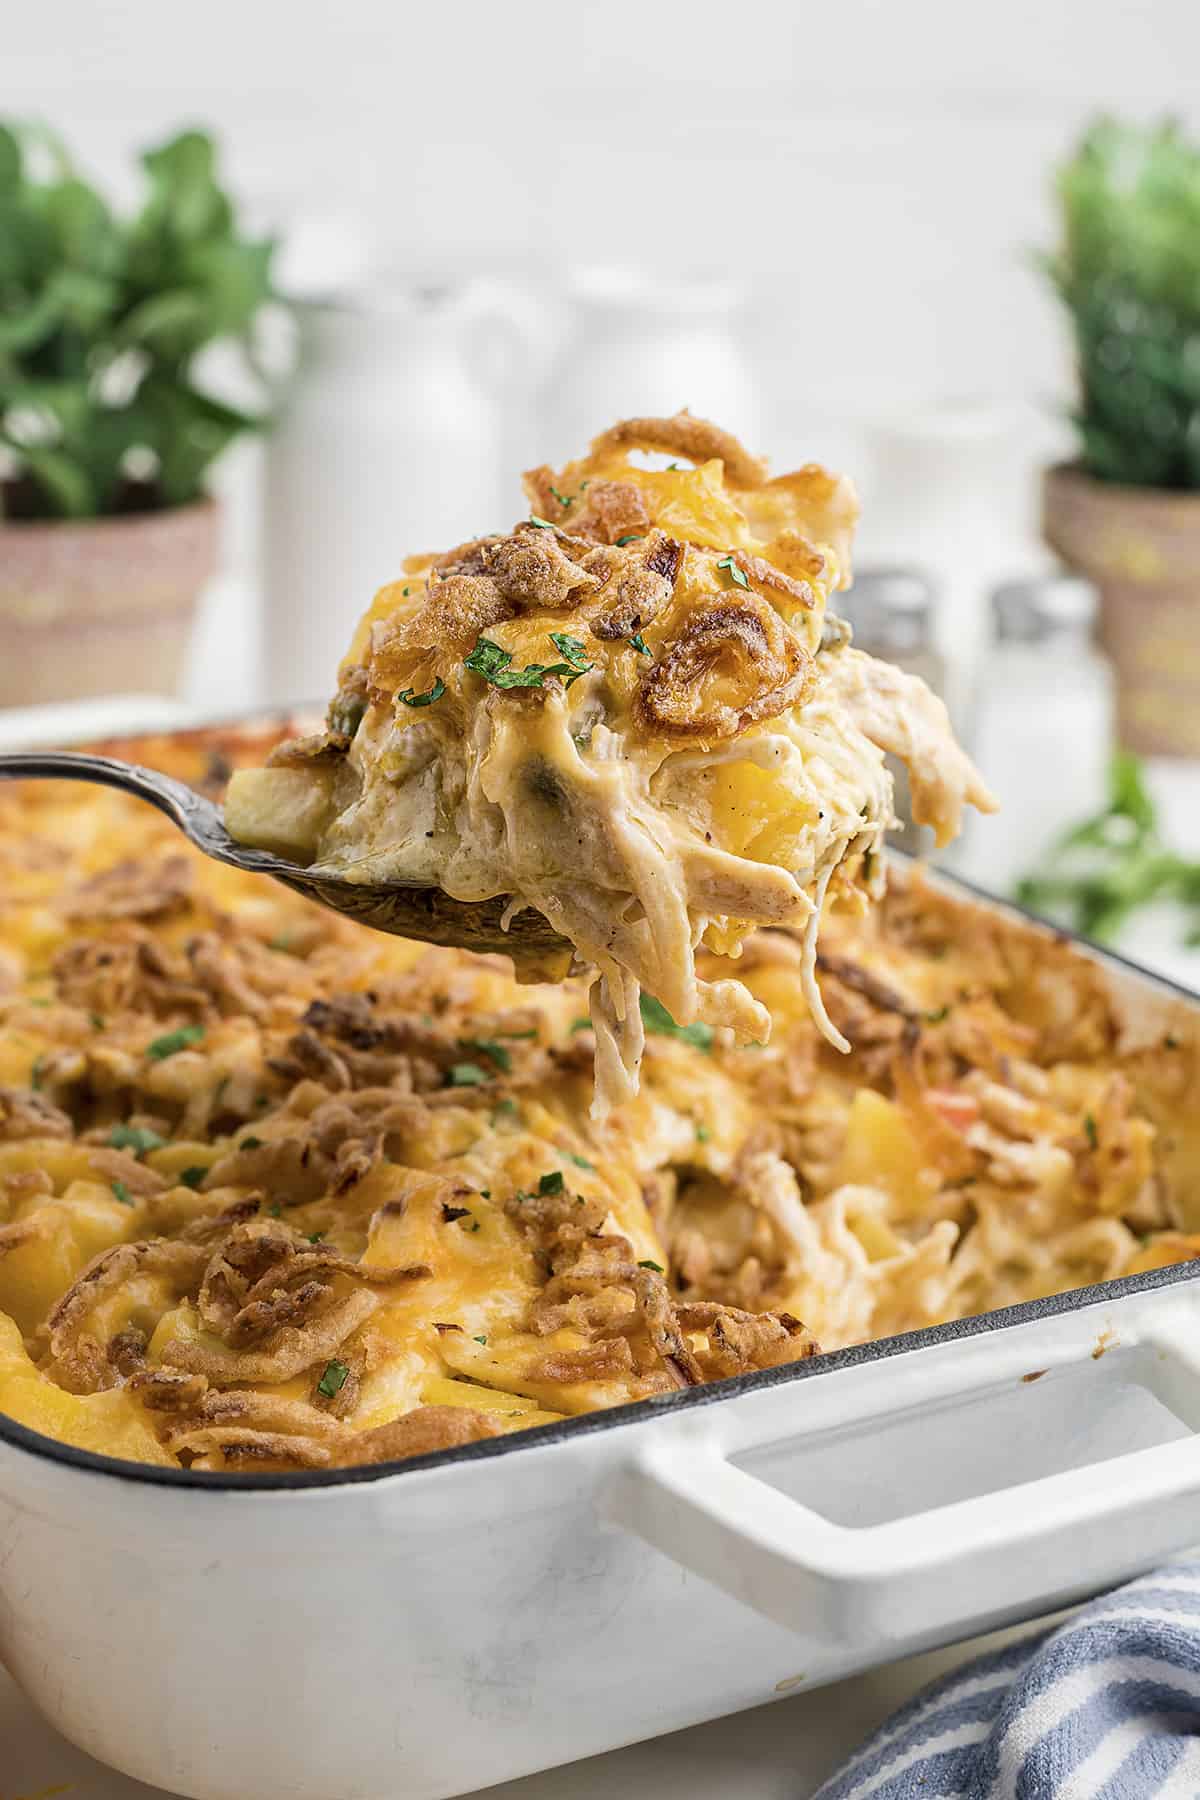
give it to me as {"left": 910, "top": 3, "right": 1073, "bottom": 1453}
{"left": 2, "top": 1617, "right": 1047, "bottom": 1800}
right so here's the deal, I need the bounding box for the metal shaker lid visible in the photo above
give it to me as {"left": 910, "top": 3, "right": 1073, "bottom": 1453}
{"left": 841, "top": 566, "right": 937, "bottom": 658}
{"left": 991, "top": 571, "right": 1097, "bottom": 643}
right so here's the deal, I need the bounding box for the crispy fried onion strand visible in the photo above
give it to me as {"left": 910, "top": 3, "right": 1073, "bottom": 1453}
{"left": 45, "top": 1214, "right": 431, "bottom": 1398}
{"left": 586, "top": 413, "right": 769, "bottom": 489}
{"left": 637, "top": 594, "right": 815, "bottom": 739}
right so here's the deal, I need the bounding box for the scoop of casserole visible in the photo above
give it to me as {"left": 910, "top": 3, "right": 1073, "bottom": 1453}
{"left": 227, "top": 414, "right": 994, "bottom": 1113}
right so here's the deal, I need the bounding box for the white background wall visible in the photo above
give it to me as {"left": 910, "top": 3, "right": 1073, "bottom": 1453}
{"left": 11, "top": 0, "right": 1198, "bottom": 418}
{"left": 7, "top": 0, "right": 1200, "bottom": 676}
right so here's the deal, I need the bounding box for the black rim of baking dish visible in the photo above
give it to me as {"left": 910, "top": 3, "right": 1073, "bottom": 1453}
{"left": 3, "top": 716, "right": 1199, "bottom": 1490}
{"left": 1, "top": 1257, "right": 1199, "bottom": 1490}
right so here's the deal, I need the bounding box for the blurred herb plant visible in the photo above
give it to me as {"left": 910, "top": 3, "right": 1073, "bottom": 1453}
{"left": 1016, "top": 751, "right": 1200, "bottom": 944}
{"left": 0, "top": 124, "right": 276, "bottom": 519}
{"left": 1044, "top": 117, "right": 1200, "bottom": 490}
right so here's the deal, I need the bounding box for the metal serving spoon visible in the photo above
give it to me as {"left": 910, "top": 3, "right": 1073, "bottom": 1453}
{"left": 0, "top": 751, "right": 573, "bottom": 975}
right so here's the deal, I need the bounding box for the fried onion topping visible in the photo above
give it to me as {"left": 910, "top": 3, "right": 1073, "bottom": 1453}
{"left": 637, "top": 594, "right": 815, "bottom": 738}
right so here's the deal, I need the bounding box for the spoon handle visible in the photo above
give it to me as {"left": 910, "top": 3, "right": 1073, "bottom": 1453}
{"left": 0, "top": 750, "right": 227, "bottom": 850}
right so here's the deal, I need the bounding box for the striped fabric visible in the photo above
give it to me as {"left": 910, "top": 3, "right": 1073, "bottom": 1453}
{"left": 813, "top": 1560, "right": 1200, "bottom": 1799}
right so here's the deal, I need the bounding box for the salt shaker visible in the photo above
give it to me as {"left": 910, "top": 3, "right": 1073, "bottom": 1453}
{"left": 839, "top": 567, "right": 945, "bottom": 858}
{"left": 955, "top": 572, "right": 1113, "bottom": 894}
{"left": 859, "top": 404, "right": 1016, "bottom": 737}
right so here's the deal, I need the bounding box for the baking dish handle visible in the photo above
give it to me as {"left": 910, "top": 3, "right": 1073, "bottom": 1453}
{"left": 606, "top": 1367, "right": 1200, "bottom": 1644}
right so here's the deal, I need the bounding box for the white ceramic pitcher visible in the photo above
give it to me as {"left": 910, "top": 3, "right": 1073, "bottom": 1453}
{"left": 536, "top": 267, "right": 762, "bottom": 467}
{"left": 261, "top": 281, "right": 540, "bottom": 706}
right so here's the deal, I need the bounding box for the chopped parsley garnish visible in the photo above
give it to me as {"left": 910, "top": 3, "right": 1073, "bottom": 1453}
{"left": 111, "top": 1180, "right": 134, "bottom": 1207}
{"left": 179, "top": 1166, "right": 208, "bottom": 1189}
{"left": 463, "top": 634, "right": 590, "bottom": 691}
{"left": 925, "top": 1005, "right": 950, "bottom": 1024}
{"left": 146, "top": 1024, "right": 205, "bottom": 1061}
{"left": 638, "top": 1259, "right": 665, "bottom": 1273}
{"left": 615, "top": 533, "right": 643, "bottom": 547}
{"left": 317, "top": 1359, "right": 350, "bottom": 1399}
{"left": 569, "top": 1016, "right": 592, "bottom": 1033}
{"left": 473, "top": 1334, "right": 488, "bottom": 1346}
{"left": 267, "top": 1202, "right": 283, "bottom": 1218}
{"left": 269, "top": 933, "right": 293, "bottom": 953}
{"left": 528, "top": 514, "right": 556, "bottom": 530}
{"left": 397, "top": 676, "right": 446, "bottom": 708}
{"left": 492, "top": 1097, "right": 520, "bottom": 1122}
{"left": 717, "top": 554, "right": 750, "bottom": 589}
{"left": 108, "top": 1124, "right": 166, "bottom": 1158}
{"left": 568, "top": 1152, "right": 594, "bottom": 1170}
{"left": 549, "top": 632, "right": 592, "bottom": 674}
{"left": 468, "top": 1220, "right": 481, "bottom": 1233}
{"left": 548, "top": 485, "right": 573, "bottom": 509}
{"left": 90, "top": 1012, "right": 105, "bottom": 1029}
{"left": 695, "top": 1124, "right": 711, "bottom": 1143}
{"left": 463, "top": 637, "right": 514, "bottom": 682}
{"left": 498, "top": 1028, "right": 538, "bottom": 1041}
{"left": 628, "top": 632, "right": 651, "bottom": 656}
{"left": 306, "top": 1231, "right": 324, "bottom": 1244}
{"left": 640, "top": 993, "right": 714, "bottom": 1052}
{"left": 239, "top": 1136, "right": 264, "bottom": 1151}
{"left": 1084, "top": 1112, "right": 1099, "bottom": 1148}
{"left": 30, "top": 1055, "right": 46, "bottom": 1091}
{"left": 447, "top": 1061, "right": 488, "bottom": 1087}
{"left": 538, "top": 1170, "right": 565, "bottom": 1196}
{"left": 459, "top": 1038, "right": 512, "bottom": 1073}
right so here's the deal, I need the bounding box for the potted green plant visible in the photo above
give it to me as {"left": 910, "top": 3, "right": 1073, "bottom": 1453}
{"left": 0, "top": 124, "right": 276, "bottom": 707}
{"left": 1041, "top": 117, "right": 1200, "bottom": 758}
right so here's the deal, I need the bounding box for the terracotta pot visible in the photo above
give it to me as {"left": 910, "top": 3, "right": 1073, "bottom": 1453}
{"left": 0, "top": 499, "right": 219, "bottom": 709}
{"left": 1042, "top": 464, "right": 1200, "bottom": 757}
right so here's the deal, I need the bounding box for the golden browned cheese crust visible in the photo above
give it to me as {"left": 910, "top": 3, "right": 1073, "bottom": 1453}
{"left": 0, "top": 726, "right": 1197, "bottom": 1473}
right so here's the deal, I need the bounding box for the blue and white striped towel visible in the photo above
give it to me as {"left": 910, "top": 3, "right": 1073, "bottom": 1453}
{"left": 814, "top": 1559, "right": 1200, "bottom": 1799}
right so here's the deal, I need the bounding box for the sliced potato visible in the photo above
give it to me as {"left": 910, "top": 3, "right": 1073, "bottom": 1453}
{"left": 224, "top": 766, "right": 337, "bottom": 862}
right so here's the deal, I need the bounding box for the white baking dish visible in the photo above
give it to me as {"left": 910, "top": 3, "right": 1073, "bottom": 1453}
{"left": 2, "top": 727, "right": 1200, "bottom": 1799}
